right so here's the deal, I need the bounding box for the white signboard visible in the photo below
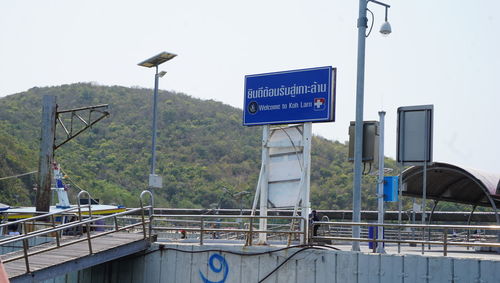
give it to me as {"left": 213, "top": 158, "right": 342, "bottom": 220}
{"left": 267, "top": 126, "right": 304, "bottom": 208}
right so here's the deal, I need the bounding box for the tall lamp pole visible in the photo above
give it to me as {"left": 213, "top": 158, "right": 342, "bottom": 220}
{"left": 138, "top": 51, "right": 177, "bottom": 189}
{"left": 352, "top": 0, "right": 391, "bottom": 251}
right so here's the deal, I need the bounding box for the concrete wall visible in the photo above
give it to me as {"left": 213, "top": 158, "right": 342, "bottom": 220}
{"left": 42, "top": 244, "right": 500, "bottom": 283}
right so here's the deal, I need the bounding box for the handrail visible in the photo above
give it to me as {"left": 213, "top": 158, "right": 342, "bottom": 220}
{"left": 313, "top": 221, "right": 500, "bottom": 230}
{"left": 152, "top": 214, "right": 306, "bottom": 246}
{"left": 140, "top": 190, "right": 154, "bottom": 240}
{"left": 0, "top": 205, "right": 91, "bottom": 229}
{"left": 0, "top": 201, "right": 152, "bottom": 274}
{"left": 77, "top": 190, "right": 93, "bottom": 254}
{"left": 153, "top": 214, "right": 304, "bottom": 220}
{"left": 0, "top": 207, "right": 149, "bottom": 246}
{"left": 77, "top": 190, "right": 92, "bottom": 219}
{"left": 140, "top": 190, "right": 154, "bottom": 215}
{"left": 0, "top": 205, "right": 93, "bottom": 245}
{"left": 3, "top": 220, "right": 148, "bottom": 264}
{"left": 311, "top": 221, "right": 500, "bottom": 256}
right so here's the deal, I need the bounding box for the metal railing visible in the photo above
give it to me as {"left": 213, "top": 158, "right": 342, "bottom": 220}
{"left": 151, "top": 214, "right": 307, "bottom": 246}
{"left": 0, "top": 190, "right": 153, "bottom": 273}
{"left": 311, "top": 221, "right": 500, "bottom": 256}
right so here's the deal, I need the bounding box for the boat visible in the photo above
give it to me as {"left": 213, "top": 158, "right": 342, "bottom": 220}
{"left": 0, "top": 163, "right": 126, "bottom": 235}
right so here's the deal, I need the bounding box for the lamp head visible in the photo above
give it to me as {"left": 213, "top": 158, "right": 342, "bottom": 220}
{"left": 380, "top": 21, "right": 392, "bottom": 36}
{"left": 158, "top": 71, "right": 167, "bottom": 78}
{"left": 138, "top": 51, "right": 177, "bottom": 68}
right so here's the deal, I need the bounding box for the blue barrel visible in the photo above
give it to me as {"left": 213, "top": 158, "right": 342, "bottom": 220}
{"left": 368, "top": 226, "right": 385, "bottom": 249}
{"left": 368, "top": 226, "right": 376, "bottom": 249}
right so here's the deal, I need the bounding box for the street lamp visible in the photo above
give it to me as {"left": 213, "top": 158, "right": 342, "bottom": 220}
{"left": 352, "top": 0, "right": 391, "bottom": 251}
{"left": 232, "top": 191, "right": 251, "bottom": 215}
{"left": 138, "top": 51, "right": 177, "bottom": 189}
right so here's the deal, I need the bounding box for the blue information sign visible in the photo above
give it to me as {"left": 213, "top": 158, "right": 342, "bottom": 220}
{"left": 243, "top": 66, "right": 336, "bottom": 126}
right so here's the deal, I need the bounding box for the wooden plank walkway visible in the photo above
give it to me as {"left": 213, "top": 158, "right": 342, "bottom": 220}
{"left": 1, "top": 232, "right": 150, "bottom": 282}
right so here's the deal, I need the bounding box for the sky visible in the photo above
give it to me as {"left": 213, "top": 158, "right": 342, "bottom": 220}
{"left": 1, "top": 0, "right": 499, "bottom": 173}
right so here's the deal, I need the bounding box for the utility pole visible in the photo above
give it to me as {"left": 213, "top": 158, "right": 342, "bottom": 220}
{"left": 352, "top": 0, "right": 368, "bottom": 251}
{"left": 353, "top": 0, "right": 392, "bottom": 252}
{"left": 36, "top": 95, "right": 57, "bottom": 212}
{"left": 35, "top": 96, "right": 109, "bottom": 212}
{"left": 376, "top": 111, "right": 386, "bottom": 253}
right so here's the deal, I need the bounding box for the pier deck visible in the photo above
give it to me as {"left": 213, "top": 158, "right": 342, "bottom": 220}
{"left": 1, "top": 232, "right": 150, "bottom": 283}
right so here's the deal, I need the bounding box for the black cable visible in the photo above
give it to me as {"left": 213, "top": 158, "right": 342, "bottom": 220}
{"left": 60, "top": 168, "right": 100, "bottom": 205}
{"left": 134, "top": 243, "right": 339, "bottom": 258}
{"left": 278, "top": 126, "right": 303, "bottom": 171}
{"left": 258, "top": 247, "right": 315, "bottom": 283}
{"left": 257, "top": 245, "right": 340, "bottom": 282}
{"left": 362, "top": 162, "right": 373, "bottom": 175}
{"left": 162, "top": 244, "right": 337, "bottom": 255}
{"left": 157, "top": 244, "right": 340, "bottom": 283}
{"left": 366, "top": 8, "right": 375, "bottom": 37}
{"left": 0, "top": 170, "right": 37, "bottom": 181}
{"left": 119, "top": 242, "right": 341, "bottom": 282}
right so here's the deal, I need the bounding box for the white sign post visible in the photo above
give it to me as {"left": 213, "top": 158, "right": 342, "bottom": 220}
{"left": 251, "top": 123, "right": 312, "bottom": 244}
{"left": 246, "top": 67, "right": 336, "bottom": 245}
{"left": 397, "top": 104, "right": 434, "bottom": 254}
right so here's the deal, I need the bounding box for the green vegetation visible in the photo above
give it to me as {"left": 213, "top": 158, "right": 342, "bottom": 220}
{"left": 0, "top": 83, "right": 404, "bottom": 211}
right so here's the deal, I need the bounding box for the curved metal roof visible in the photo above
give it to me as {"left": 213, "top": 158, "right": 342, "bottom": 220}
{"left": 402, "top": 162, "right": 500, "bottom": 208}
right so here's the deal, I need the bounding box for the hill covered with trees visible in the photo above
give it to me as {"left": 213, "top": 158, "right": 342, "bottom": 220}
{"left": 0, "top": 83, "right": 397, "bottom": 210}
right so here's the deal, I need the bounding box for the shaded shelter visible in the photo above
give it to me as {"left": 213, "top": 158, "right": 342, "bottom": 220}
{"left": 401, "top": 162, "right": 500, "bottom": 225}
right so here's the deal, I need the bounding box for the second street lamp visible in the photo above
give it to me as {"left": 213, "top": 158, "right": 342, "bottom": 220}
{"left": 138, "top": 51, "right": 177, "bottom": 189}
{"left": 352, "top": 0, "right": 391, "bottom": 251}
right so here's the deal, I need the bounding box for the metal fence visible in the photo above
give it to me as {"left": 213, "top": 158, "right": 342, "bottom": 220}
{"left": 150, "top": 213, "right": 307, "bottom": 246}
{"left": 311, "top": 221, "right": 500, "bottom": 256}
{"left": 0, "top": 190, "right": 153, "bottom": 274}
